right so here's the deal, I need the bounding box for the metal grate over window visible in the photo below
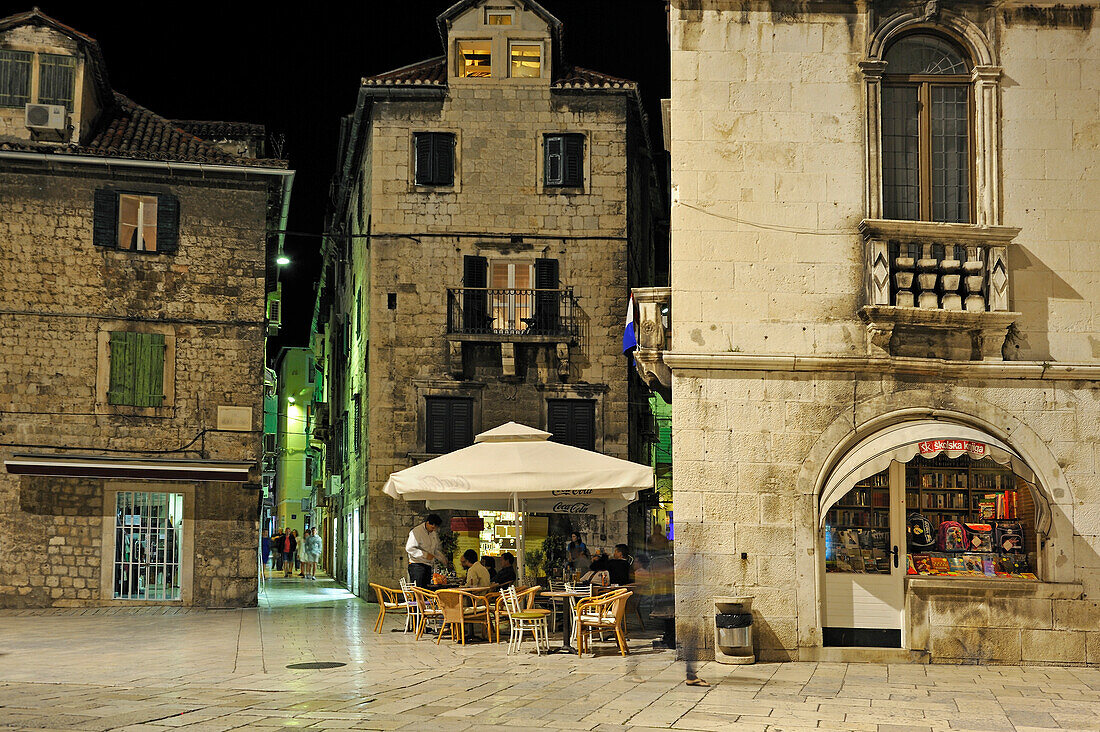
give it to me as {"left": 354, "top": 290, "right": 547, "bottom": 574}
{"left": 114, "top": 491, "right": 183, "bottom": 601}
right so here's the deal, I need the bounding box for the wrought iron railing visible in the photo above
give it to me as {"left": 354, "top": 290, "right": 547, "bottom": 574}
{"left": 447, "top": 287, "right": 578, "bottom": 339}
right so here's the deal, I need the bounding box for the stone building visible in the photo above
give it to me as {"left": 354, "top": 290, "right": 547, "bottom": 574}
{"left": 0, "top": 9, "right": 293, "bottom": 607}
{"left": 272, "top": 348, "right": 316, "bottom": 538}
{"left": 312, "top": 0, "right": 663, "bottom": 594}
{"left": 636, "top": 1, "right": 1100, "bottom": 664}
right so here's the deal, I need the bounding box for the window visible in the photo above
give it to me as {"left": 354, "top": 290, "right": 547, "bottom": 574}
{"left": 457, "top": 40, "right": 492, "bottom": 78}
{"left": 414, "top": 132, "right": 455, "bottom": 186}
{"left": 882, "top": 34, "right": 972, "bottom": 223}
{"left": 108, "top": 332, "right": 166, "bottom": 407}
{"left": 113, "top": 491, "right": 183, "bottom": 601}
{"left": 93, "top": 190, "right": 179, "bottom": 253}
{"left": 491, "top": 261, "right": 534, "bottom": 331}
{"left": 486, "top": 9, "right": 513, "bottom": 25}
{"left": 425, "top": 396, "right": 474, "bottom": 454}
{"left": 545, "top": 134, "right": 584, "bottom": 187}
{"left": 38, "top": 53, "right": 75, "bottom": 111}
{"left": 118, "top": 194, "right": 158, "bottom": 251}
{"left": 353, "top": 393, "right": 362, "bottom": 456}
{"left": 0, "top": 50, "right": 31, "bottom": 107}
{"left": 355, "top": 288, "right": 362, "bottom": 340}
{"left": 510, "top": 43, "right": 541, "bottom": 78}
{"left": 547, "top": 399, "right": 595, "bottom": 451}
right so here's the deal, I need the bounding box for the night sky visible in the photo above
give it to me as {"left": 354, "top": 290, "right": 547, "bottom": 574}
{"left": 29, "top": 1, "right": 670, "bottom": 352}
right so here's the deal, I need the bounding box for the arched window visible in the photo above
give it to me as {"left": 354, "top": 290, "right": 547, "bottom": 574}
{"left": 881, "top": 34, "right": 972, "bottom": 223}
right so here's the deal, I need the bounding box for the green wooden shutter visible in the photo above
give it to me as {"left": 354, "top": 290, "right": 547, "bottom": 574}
{"left": 108, "top": 332, "right": 136, "bottom": 405}
{"left": 93, "top": 190, "right": 119, "bottom": 248}
{"left": 135, "top": 333, "right": 166, "bottom": 407}
{"left": 155, "top": 193, "right": 180, "bottom": 253}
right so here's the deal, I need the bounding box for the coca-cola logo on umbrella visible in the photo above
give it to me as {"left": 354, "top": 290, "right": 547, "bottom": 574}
{"left": 553, "top": 502, "right": 592, "bottom": 514}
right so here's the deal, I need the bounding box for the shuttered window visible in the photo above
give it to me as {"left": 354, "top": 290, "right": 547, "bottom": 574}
{"left": 462, "top": 254, "right": 489, "bottom": 331}
{"left": 93, "top": 190, "right": 180, "bottom": 253}
{"left": 353, "top": 393, "right": 362, "bottom": 456}
{"left": 0, "top": 50, "right": 31, "bottom": 108}
{"left": 547, "top": 399, "right": 595, "bottom": 451}
{"left": 533, "top": 258, "right": 560, "bottom": 333}
{"left": 38, "top": 53, "right": 75, "bottom": 111}
{"left": 545, "top": 134, "right": 584, "bottom": 187}
{"left": 425, "top": 397, "right": 474, "bottom": 454}
{"left": 414, "top": 132, "right": 455, "bottom": 186}
{"left": 108, "top": 332, "right": 166, "bottom": 407}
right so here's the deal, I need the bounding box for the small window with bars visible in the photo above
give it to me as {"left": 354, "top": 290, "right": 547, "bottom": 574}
{"left": 108, "top": 331, "right": 167, "bottom": 407}
{"left": 113, "top": 491, "right": 183, "bottom": 601}
{"left": 38, "top": 53, "right": 75, "bottom": 111}
{"left": 414, "top": 132, "right": 456, "bottom": 186}
{"left": 353, "top": 393, "right": 362, "bottom": 455}
{"left": 0, "top": 49, "right": 32, "bottom": 108}
{"left": 545, "top": 134, "right": 584, "bottom": 188}
{"left": 425, "top": 396, "right": 474, "bottom": 454}
{"left": 547, "top": 399, "right": 596, "bottom": 451}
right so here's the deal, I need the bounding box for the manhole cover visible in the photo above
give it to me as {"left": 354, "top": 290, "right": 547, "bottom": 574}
{"left": 286, "top": 661, "right": 346, "bottom": 670}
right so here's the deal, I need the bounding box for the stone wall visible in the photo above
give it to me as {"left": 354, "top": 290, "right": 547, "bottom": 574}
{"left": 0, "top": 167, "right": 268, "bottom": 607}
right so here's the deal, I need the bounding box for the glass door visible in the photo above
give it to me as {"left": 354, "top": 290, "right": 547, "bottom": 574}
{"left": 822, "top": 462, "right": 905, "bottom": 647}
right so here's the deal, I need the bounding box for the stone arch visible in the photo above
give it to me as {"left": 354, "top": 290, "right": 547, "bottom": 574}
{"left": 868, "top": 8, "right": 996, "bottom": 66}
{"left": 793, "top": 387, "right": 1078, "bottom": 647}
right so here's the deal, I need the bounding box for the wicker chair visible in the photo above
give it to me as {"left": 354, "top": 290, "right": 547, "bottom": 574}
{"left": 575, "top": 590, "right": 633, "bottom": 656}
{"left": 410, "top": 586, "right": 444, "bottom": 640}
{"left": 369, "top": 582, "right": 410, "bottom": 634}
{"left": 435, "top": 589, "right": 492, "bottom": 645}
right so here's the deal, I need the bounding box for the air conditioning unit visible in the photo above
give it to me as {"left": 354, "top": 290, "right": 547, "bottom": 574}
{"left": 266, "top": 292, "right": 282, "bottom": 336}
{"left": 25, "top": 103, "right": 67, "bottom": 132}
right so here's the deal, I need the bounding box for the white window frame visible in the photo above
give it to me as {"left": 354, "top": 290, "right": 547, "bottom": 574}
{"left": 490, "top": 260, "right": 535, "bottom": 332}
{"left": 509, "top": 40, "right": 543, "bottom": 79}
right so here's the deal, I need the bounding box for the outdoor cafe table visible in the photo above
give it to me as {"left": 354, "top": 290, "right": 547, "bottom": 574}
{"left": 541, "top": 585, "right": 633, "bottom": 654}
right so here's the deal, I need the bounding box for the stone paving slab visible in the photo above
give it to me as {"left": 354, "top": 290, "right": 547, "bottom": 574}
{"left": 1, "top": 576, "right": 1099, "bottom": 730}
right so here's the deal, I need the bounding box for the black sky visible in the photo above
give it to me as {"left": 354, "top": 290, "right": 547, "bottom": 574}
{"left": 24, "top": 1, "right": 670, "bottom": 350}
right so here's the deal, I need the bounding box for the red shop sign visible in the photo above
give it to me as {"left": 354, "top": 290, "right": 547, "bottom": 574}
{"left": 918, "top": 439, "right": 987, "bottom": 458}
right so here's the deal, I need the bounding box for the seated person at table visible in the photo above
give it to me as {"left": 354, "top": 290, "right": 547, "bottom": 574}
{"left": 607, "top": 544, "right": 633, "bottom": 585}
{"left": 461, "top": 549, "right": 491, "bottom": 588}
{"left": 491, "top": 552, "right": 517, "bottom": 589}
{"left": 580, "top": 550, "right": 611, "bottom": 585}
{"left": 480, "top": 555, "right": 497, "bottom": 582}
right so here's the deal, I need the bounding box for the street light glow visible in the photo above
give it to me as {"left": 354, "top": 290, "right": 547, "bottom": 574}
{"left": 276, "top": 255, "right": 291, "bottom": 265}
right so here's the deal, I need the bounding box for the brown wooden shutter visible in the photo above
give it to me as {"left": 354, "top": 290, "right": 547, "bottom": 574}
{"left": 563, "top": 135, "right": 584, "bottom": 187}
{"left": 414, "top": 133, "right": 433, "bottom": 185}
{"left": 433, "top": 133, "right": 455, "bottom": 186}
{"left": 547, "top": 399, "right": 595, "bottom": 451}
{"left": 425, "top": 397, "right": 473, "bottom": 454}
{"left": 545, "top": 135, "right": 563, "bottom": 185}
{"left": 155, "top": 193, "right": 180, "bottom": 253}
{"left": 93, "top": 189, "right": 119, "bottom": 248}
{"left": 533, "top": 258, "right": 559, "bottom": 334}
{"left": 462, "top": 255, "right": 488, "bottom": 331}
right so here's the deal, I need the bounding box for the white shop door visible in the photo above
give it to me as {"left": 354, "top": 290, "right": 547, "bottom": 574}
{"left": 821, "top": 461, "right": 905, "bottom": 647}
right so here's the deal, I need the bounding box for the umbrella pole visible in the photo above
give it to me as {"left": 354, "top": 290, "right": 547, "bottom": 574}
{"left": 514, "top": 492, "right": 524, "bottom": 582}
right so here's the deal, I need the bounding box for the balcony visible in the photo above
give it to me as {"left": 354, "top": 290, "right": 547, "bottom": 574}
{"left": 860, "top": 220, "right": 1021, "bottom": 361}
{"left": 446, "top": 287, "right": 579, "bottom": 342}
{"left": 632, "top": 286, "right": 672, "bottom": 401}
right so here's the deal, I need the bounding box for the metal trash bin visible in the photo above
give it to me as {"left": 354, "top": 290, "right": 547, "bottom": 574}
{"left": 713, "top": 596, "right": 754, "bottom": 664}
{"left": 716, "top": 612, "right": 753, "bottom": 647}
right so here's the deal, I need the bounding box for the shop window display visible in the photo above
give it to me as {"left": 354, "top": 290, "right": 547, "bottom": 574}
{"left": 824, "top": 455, "right": 1038, "bottom": 579}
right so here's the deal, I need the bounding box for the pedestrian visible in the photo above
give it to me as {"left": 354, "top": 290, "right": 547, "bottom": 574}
{"left": 260, "top": 530, "right": 272, "bottom": 579}
{"left": 272, "top": 527, "right": 285, "bottom": 573}
{"left": 405, "top": 514, "right": 443, "bottom": 588}
{"left": 292, "top": 529, "right": 303, "bottom": 576}
{"left": 301, "top": 528, "right": 322, "bottom": 580}
{"left": 283, "top": 529, "right": 297, "bottom": 578}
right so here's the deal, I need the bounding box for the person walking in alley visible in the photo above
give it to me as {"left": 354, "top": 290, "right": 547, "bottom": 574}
{"left": 301, "top": 528, "right": 322, "bottom": 580}
{"left": 291, "top": 529, "right": 304, "bottom": 576}
{"left": 261, "top": 530, "right": 272, "bottom": 579}
{"left": 282, "top": 529, "right": 297, "bottom": 578}
{"left": 272, "top": 527, "right": 285, "bottom": 573}
{"left": 405, "top": 514, "right": 443, "bottom": 587}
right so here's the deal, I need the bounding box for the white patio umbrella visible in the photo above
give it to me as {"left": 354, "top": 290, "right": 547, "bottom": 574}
{"left": 382, "top": 422, "right": 653, "bottom": 580}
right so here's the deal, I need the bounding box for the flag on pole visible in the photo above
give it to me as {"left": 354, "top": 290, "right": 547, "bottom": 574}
{"left": 622, "top": 293, "right": 638, "bottom": 354}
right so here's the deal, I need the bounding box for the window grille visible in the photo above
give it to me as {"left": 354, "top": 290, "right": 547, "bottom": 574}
{"left": 113, "top": 491, "right": 183, "bottom": 601}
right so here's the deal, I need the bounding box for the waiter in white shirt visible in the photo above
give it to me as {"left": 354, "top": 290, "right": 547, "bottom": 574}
{"left": 405, "top": 513, "right": 444, "bottom": 587}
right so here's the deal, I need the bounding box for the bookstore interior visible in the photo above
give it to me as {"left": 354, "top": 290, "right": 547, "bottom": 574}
{"left": 824, "top": 452, "right": 1037, "bottom": 580}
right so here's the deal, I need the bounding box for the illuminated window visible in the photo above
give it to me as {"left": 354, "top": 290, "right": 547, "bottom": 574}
{"left": 486, "top": 9, "right": 513, "bottom": 25}
{"left": 118, "top": 194, "right": 159, "bottom": 251}
{"left": 458, "top": 40, "right": 492, "bottom": 78}
{"left": 490, "top": 261, "right": 534, "bottom": 332}
{"left": 510, "top": 43, "right": 541, "bottom": 78}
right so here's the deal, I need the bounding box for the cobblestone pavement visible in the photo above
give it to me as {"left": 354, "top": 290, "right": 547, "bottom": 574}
{"left": 1, "top": 575, "right": 1098, "bottom": 731}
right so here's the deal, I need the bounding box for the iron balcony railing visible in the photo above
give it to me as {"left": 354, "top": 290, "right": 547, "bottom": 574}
{"left": 447, "top": 287, "right": 578, "bottom": 339}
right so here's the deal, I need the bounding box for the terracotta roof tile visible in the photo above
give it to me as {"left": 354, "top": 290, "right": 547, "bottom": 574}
{"left": 172, "top": 120, "right": 267, "bottom": 140}
{"left": 362, "top": 57, "right": 637, "bottom": 91}
{"left": 0, "top": 93, "right": 285, "bottom": 168}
